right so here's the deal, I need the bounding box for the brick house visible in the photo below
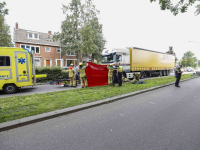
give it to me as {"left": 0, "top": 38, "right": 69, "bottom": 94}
{"left": 13, "top": 22, "right": 78, "bottom": 67}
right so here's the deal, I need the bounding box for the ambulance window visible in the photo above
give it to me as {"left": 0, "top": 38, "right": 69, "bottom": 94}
{"left": 0, "top": 56, "right": 10, "bottom": 66}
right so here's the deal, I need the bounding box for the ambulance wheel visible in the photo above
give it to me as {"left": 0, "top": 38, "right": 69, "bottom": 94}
{"left": 3, "top": 84, "right": 17, "bottom": 94}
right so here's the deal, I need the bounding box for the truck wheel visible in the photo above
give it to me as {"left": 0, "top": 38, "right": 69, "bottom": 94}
{"left": 3, "top": 84, "right": 17, "bottom": 94}
{"left": 140, "top": 71, "right": 145, "bottom": 79}
{"left": 166, "top": 70, "right": 170, "bottom": 76}
{"left": 159, "top": 71, "right": 162, "bottom": 77}
{"left": 163, "top": 70, "right": 167, "bottom": 76}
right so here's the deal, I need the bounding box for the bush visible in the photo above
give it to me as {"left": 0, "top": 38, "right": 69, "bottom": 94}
{"left": 35, "top": 66, "right": 69, "bottom": 83}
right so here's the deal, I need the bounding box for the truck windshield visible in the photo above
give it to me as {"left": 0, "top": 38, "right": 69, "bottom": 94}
{"left": 101, "top": 54, "right": 115, "bottom": 63}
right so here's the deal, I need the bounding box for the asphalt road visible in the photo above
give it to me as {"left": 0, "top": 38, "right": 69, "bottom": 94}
{"left": 0, "top": 72, "right": 192, "bottom": 98}
{"left": 1, "top": 77, "right": 200, "bottom": 150}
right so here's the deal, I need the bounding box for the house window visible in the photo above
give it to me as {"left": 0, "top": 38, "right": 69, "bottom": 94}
{"left": 21, "top": 45, "right": 25, "bottom": 48}
{"left": 45, "top": 47, "right": 51, "bottom": 52}
{"left": 28, "top": 33, "right": 39, "bottom": 40}
{"left": 0, "top": 56, "right": 10, "bottom": 66}
{"left": 57, "top": 48, "right": 60, "bottom": 53}
{"left": 66, "top": 59, "right": 77, "bottom": 67}
{"left": 34, "top": 58, "right": 41, "bottom": 67}
{"left": 34, "top": 34, "right": 38, "bottom": 39}
{"left": 29, "top": 33, "right": 32, "bottom": 38}
{"left": 20, "top": 45, "right": 40, "bottom": 54}
{"left": 66, "top": 50, "right": 75, "bottom": 56}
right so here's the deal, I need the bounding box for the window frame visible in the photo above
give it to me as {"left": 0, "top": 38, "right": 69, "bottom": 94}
{"left": 34, "top": 58, "right": 41, "bottom": 67}
{"left": 66, "top": 59, "right": 77, "bottom": 67}
{"left": 57, "top": 48, "right": 61, "bottom": 53}
{"left": 45, "top": 47, "right": 51, "bottom": 52}
{"left": 27, "top": 32, "right": 39, "bottom": 40}
{"left": 20, "top": 44, "right": 40, "bottom": 54}
{"left": 66, "top": 50, "right": 76, "bottom": 56}
{"left": 0, "top": 55, "right": 11, "bottom": 67}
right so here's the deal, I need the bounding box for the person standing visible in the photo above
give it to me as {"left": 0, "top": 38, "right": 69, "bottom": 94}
{"left": 67, "top": 64, "right": 76, "bottom": 87}
{"left": 74, "top": 64, "right": 80, "bottom": 84}
{"left": 113, "top": 62, "right": 118, "bottom": 85}
{"left": 107, "top": 64, "right": 114, "bottom": 86}
{"left": 117, "top": 63, "right": 123, "bottom": 87}
{"left": 175, "top": 65, "right": 183, "bottom": 87}
{"left": 78, "top": 62, "right": 88, "bottom": 88}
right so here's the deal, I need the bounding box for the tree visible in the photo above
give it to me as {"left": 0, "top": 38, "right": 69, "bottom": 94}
{"left": 181, "top": 58, "right": 187, "bottom": 67}
{"left": 150, "top": 0, "right": 200, "bottom": 16}
{"left": 166, "top": 46, "right": 177, "bottom": 62}
{"left": 0, "top": 1, "right": 13, "bottom": 47}
{"left": 80, "top": 0, "right": 106, "bottom": 62}
{"left": 53, "top": 0, "right": 82, "bottom": 61}
{"left": 198, "top": 60, "right": 200, "bottom": 67}
{"left": 187, "top": 57, "right": 194, "bottom": 67}
{"left": 182, "top": 51, "right": 197, "bottom": 67}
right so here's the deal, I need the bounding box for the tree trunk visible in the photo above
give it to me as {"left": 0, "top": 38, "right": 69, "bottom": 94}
{"left": 92, "top": 54, "right": 95, "bottom": 63}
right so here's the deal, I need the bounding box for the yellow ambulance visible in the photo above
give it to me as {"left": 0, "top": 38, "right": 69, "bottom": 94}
{"left": 0, "top": 47, "right": 44, "bottom": 94}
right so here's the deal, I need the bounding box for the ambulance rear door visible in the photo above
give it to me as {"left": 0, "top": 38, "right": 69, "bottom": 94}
{"left": 15, "top": 51, "right": 30, "bottom": 82}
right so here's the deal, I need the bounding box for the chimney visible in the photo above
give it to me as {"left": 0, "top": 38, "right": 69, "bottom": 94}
{"left": 48, "top": 31, "right": 52, "bottom": 35}
{"left": 15, "top": 22, "right": 18, "bottom": 29}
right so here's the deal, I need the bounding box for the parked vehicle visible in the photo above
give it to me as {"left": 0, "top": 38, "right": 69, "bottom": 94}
{"left": 0, "top": 47, "right": 46, "bottom": 94}
{"left": 194, "top": 68, "right": 200, "bottom": 75}
{"left": 101, "top": 47, "right": 175, "bottom": 79}
{"left": 184, "top": 67, "right": 194, "bottom": 72}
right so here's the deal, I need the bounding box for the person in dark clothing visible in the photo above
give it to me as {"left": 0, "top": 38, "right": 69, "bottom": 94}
{"left": 175, "top": 65, "right": 183, "bottom": 87}
{"left": 112, "top": 63, "right": 118, "bottom": 85}
{"left": 117, "top": 63, "right": 123, "bottom": 87}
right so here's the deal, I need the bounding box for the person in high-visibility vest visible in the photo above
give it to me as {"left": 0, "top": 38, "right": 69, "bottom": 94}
{"left": 117, "top": 63, "right": 123, "bottom": 87}
{"left": 78, "top": 62, "right": 88, "bottom": 88}
{"left": 107, "top": 64, "right": 114, "bottom": 86}
{"left": 67, "top": 64, "right": 76, "bottom": 87}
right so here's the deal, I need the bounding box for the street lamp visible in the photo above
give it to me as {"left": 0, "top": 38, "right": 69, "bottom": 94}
{"left": 188, "top": 41, "right": 200, "bottom": 69}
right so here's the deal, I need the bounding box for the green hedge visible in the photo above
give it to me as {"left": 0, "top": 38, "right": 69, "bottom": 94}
{"left": 35, "top": 66, "right": 69, "bottom": 83}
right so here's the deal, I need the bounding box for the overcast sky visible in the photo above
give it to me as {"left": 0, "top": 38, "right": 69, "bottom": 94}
{"left": 3, "top": 0, "right": 200, "bottom": 60}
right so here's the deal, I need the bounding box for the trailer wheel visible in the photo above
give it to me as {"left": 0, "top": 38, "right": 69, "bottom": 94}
{"left": 140, "top": 71, "right": 145, "bottom": 79}
{"left": 166, "top": 70, "right": 170, "bottom": 76}
{"left": 163, "top": 70, "right": 167, "bottom": 76}
{"left": 159, "top": 71, "right": 162, "bottom": 77}
{"left": 3, "top": 84, "right": 17, "bottom": 94}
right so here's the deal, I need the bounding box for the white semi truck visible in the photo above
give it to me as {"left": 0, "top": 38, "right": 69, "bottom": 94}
{"left": 101, "top": 47, "right": 175, "bottom": 79}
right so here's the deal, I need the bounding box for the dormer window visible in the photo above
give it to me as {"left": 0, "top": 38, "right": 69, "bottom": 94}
{"left": 28, "top": 33, "right": 39, "bottom": 40}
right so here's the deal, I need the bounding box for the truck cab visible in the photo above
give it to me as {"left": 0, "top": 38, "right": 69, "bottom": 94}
{"left": 101, "top": 48, "right": 130, "bottom": 75}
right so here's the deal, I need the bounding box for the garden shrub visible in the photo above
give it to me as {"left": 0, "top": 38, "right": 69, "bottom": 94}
{"left": 36, "top": 66, "right": 69, "bottom": 83}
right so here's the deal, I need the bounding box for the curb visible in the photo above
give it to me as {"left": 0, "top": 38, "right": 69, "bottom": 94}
{"left": 0, "top": 76, "right": 198, "bottom": 132}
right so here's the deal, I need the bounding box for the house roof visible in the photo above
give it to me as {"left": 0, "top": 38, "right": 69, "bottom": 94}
{"left": 13, "top": 28, "right": 60, "bottom": 47}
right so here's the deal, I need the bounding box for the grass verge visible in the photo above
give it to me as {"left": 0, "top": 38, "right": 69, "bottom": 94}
{"left": 0, "top": 74, "right": 195, "bottom": 123}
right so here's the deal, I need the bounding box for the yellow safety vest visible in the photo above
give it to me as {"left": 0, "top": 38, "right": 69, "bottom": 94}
{"left": 79, "top": 66, "right": 87, "bottom": 77}
{"left": 118, "top": 66, "right": 123, "bottom": 72}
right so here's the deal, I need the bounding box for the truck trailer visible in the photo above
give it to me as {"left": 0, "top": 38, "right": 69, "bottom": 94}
{"left": 0, "top": 47, "right": 45, "bottom": 94}
{"left": 101, "top": 47, "right": 175, "bottom": 79}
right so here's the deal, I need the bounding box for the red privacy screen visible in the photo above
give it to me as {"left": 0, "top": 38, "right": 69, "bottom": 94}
{"left": 85, "top": 62, "right": 108, "bottom": 87}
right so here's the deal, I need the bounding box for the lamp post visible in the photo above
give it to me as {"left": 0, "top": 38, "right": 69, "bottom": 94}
{"left": 188, "top": 41, "right": 200, "bottom": 69}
